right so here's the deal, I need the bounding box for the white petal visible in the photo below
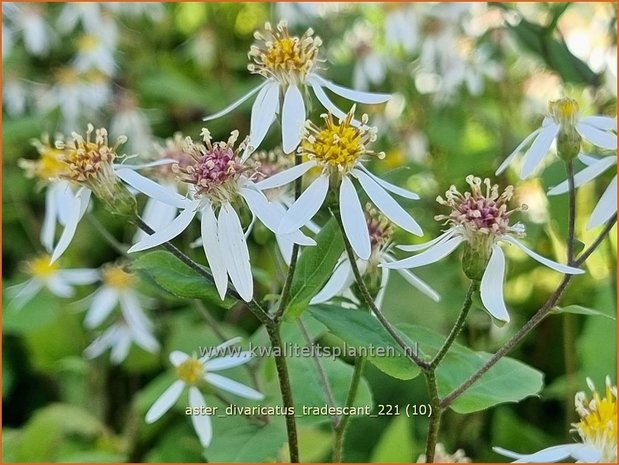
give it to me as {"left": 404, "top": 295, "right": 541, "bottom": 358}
{"left": 496, "top": 128, "right": 541, "bottom": 175}
{"left": 278, "top": 175, "right": 329, "bottom": 234}
{"left": 119, "top": 292, "right": 152, "bottom": 331}
{"left": 110, "top": 332, "right": 132, "bottom": 363}
{"left": 204, "top": 373, "right": 264, "bottom": 400}
{"left": 240, "top": 187, "right": 281, "bottom": 232}
{"left": 8, "top": 279, "right": 43, "bottom": 310}
{"left": 201, "top": 336, "right": 244, "bottom": 362}
{"left": 579, "top": 115, "right": 617, "bottom": 131}
{"left": 578, "top": 153, "right": 600, "bottom": 166}
{"left": 84, "top": 326, "right": 118, "bottom": 359}
{"left": 201, "top": 203, "right": 229, "bottom": 300}
{"left": 493, "top": 444, "right": 583, "bottom": 463}
{"left": 309, "top": 79, "right": 365, "bottom": 129}
{"left": 374, "top": 265, "right": 391, "bottom": 310}
{"left": 480, "top": 245, "right": 510, "bottom": 323}
{"left": 46, "top": 276, "right": 75, "bottom": 298}
{"left": 383, "top": 254, "right": 440, "bottom": 302}
{"left": 356, "top": 166, "right": 419, "bottom": 199}
{"left": 281, "top": 84, "right": 305, "bottom": 154}
{"left": 576, "top": 122, "right": 617, "bottom": 150}
{"left": 276, "top": 235, "right": 295, "bottom": 265}
{"left": 134, "top": 194, "right": 179, "bottom": 242}
{"left": 117, "top": 168, "right": 190, "bottom": 209}
{"left": 588, "top": 176, "right": 617, "bottom": 229}
{"left": 355, "top": 170, "right": 423, "bottom": 236}
{"left": 397, "top": 229, "right": 456, "bottom": 252}
{"left": 249, "top": 82, "right": 279, "bottom": 150}
{"left": 85, "top": 287, "right": 118, "bottom": 328}
{"left": 254, "top": 160, "right": 317, "bottom": 190}
{"left": 218, "top": 204, "right": 253, "bottom": 302}
{"left": 313, "top": 74, "right": 391, "bottom": 104}
{"left": 145, "top": 380, "right": 185, "bottom": 424}
{"left": 548, "top": 156, "right": 617, "bottom": 195}
{"left": 41, "top": 187, "right": 58, "bottom": 252}
{"left": 382, "top": 236, "right": 464, "bottom": 269}
{"left": 339, "top": 176, "right": 371, "bottom": 260}
{"left": 50, "top": 187, "right": 90, "bottom": 263}
{"left": 502, "top": 235, "right": 584, "bottom": 274}
{"left": 128, "top": 207, "right": 197, "bottom": 253}
{"left": 570, "top": 444, "right": 603, "bottom": 463}
{"left": 59, "top": 268, "right": 100, "bottom": 284}
{"left": 203, "top": 81, "right": 268, "bottom": 121}
{"left": 55, "top": 182, "right": 77, "bottom": 226}
{"left": 521, "top": 123, "right": 560, "bottom": 179}
{"left": 188, "top": 387, "right": 213, "bottom": 447}
{"left": 310, "top": 259, "right": 353, "bottom": 304}
{"left": 130, "top": 323, "right": 160, "bottom": 354}
{"left": 205, "top": 352, "right": 253, "bottom": 371}
{"left": 170, "top": 350, "right": 190, "bottom": 367}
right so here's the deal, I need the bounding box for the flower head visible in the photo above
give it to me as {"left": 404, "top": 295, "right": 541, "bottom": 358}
{"left": 248, "top": 21, "right": 322, "bottom": 86}
{"left": 19, "top": 135, "right": 69, "bottom": 183}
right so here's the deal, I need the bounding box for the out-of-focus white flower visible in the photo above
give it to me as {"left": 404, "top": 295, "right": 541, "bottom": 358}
{"left": 204, "top": 21, "right": 390, "bottom": 154}
{"left": 122, "top": 130, "right": 315, "bottom": 302}
{"left": 187, "top": 28, "right": 217, "bottom": 69}
{"left": 276, "top": 2, "right": 349, "bottom": 27}
{"left": 145, "top": 338, "right": 263, "bottom": 448}
{"left": 73, "top": 34, "right": 117, "bottom": 76}
{"left": 254, "top": 108, "right": 423, "bottom": 261}
{"left": 311, "top": 204, "right": 439, "bottom": 307}
{"left": 548, "top": 154, "right": 617, "bottom": 229}
{"left": 418, "top": 443, "right": 471, "bottom": 463}
{"left": 110, "top": 92, "right": 153, "bottom": 156}
{"left": 7, "top": 254, "right": 99, "bottom": 310}
{"left": 105, "top": 2, "right": 165, "bottom": 22}
{"left": 497, "top": 98, "right": 617, "bottom": 179}
{"left": 3, "top": 3, "right": 54, "bottom": 57}
{"left": 494, "top": 376, "right": 617, "bottom": 463}
{"left": 384, "top": 4, "right": 419, "bottom": 53}
{"left": 84, "top": 319, "right": 159, "bottom": 364}
{"left": 57, "top": 2, "right": 104, "bottom": 35}
{"left": 3, "top": 76, "right": 28, "bottom": 117}
{"left": 346, "top": 22, "right": 388, "bottom": 91}
{"left": 384, "top": 176, "right": 584, "bottom": 324}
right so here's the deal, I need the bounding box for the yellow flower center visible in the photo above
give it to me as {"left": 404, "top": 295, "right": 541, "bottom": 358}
{"left": 102, "top": 265, "right": 135, "bottom": 290}
{"left": 78, "top": 34, "right": 100, "bottom": 52}
{"left": 248, "top": 21, "right": 321, "bottom": 84}
{"left": 26, "top": 255, "right": 59, "bottom": 278}
{"left": 20, "top": 137, "right": 70, "bottom": 182}
{"left": 549, "top": 97, "right": 579, "bottom": 126}
{"left": 176, "top": 358, "right": 204, "bottom": 385}
{"left": 573, "top": 377, "right": 617, "bottom": 461}
{"left": 302, "top": 109, "right": 382, "bottom": 173}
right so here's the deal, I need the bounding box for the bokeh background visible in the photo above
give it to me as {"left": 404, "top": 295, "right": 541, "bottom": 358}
{"left": 2, "top": 2, "right": 617, "bottom": 462}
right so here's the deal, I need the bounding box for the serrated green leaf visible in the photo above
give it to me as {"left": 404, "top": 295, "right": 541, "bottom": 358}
{"left": 132, "top": 251, "right": 236, "bottom": 308}
{"left": 551, "top": 305, "right": 615, "bottom": 319}
{"left": 285, "top": 218, "right": 344, "bottom": 320}
{"left": 397, "top": 325, "right": 544, "bottom": 413}
{"left": 308, "top": 304, "right": 420, "bottom": 380}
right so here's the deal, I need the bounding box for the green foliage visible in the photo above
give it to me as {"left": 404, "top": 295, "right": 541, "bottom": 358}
{"left": 551, "top": 304, "right": 615, "bottom": 319}
{"left": 370, "top": 415, "right": 415, "bottom": 462}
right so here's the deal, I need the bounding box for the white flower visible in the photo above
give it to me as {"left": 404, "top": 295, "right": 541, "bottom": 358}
{"left": 548, "top": 154, "right": 617, "bottom": 229}
{"left": 145, "top": 338, "right": 263, "bottom": 448}
{"left": 57, "top": 2, "right": 105, "bottom": 35}
{"left": 73, "top": 34, "right": 117, "bottom": 76}
{"left": 311, "top": 205, "right": 439, "bottom": 307}
{"left": 122, "top": 130, "right": 315, "bottom": 302}
{"left": 110, "top": 93, "right": 153, "bottom": 155}
{"left": 494, "top": 376, "right": 617, "bottom": 463}
{"left": 384, "top": 4, "right": 419, "bottom": 53}
{"left": 7, "top": 254, "right": 99, "bottom": 310}
{"left": 345, "top": 22, "right": 389, "bottom": 92}
{"left": 3, "top": 3, "right": 54, "bottom": 57}
{"left": 497, "top": 98, "right": 617, "bottom": 179}
{"left": 204, "top": 21, "right": 391, "bottom": 154}
{"left": 84, "top": 319, "right": 159, "bottom": 364}
{"left": 254, "top": 108, "right": 423, "bottom": 261}
{"left": 3, "top": 76, "right": 28, "bottom": 117}
{"left": 384, "top": 176, "right": 584, "bottom": 324}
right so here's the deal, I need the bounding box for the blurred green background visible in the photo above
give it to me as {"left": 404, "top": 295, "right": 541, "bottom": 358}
{"left": 2, "top": 2, "right": 617, "bottom": 462}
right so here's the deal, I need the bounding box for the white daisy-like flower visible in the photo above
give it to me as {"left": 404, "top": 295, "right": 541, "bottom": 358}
{"left": 253, "top": 107, "right": 423, "bottom": 261}
{"left": 84, "top": 319, "right": 159, "bottom": 364}
{"left": 3, "top": 2, "right": 54, "bottom": 57}
{"left": 383, "top": 176, "right": 584, "bottom": 324}
{"left": 110, "top": 92, "right": 154, "bottom": 156}
{"left": 145, "top": 338, "right": 264, "bottom": 448}
{"left": 346, "top": 22, "right": 388, "bottom": 92}
{"left": 204, "top": 21, "right": 391, "bottom": 154}
{"left": 497, "top": 98, "right": 617, "bottom": 179}
{"left": 73, "top": 34, "right": 117, "bottom": 77}
{"left": 7, "top": 254, "right": 99, "bottom": 310}
{"left": 548, "top": 154, "right": 617, "bottom": 230}
{"left": 384, "top": 4, "right": 419, "bottom": 54}
{"left": 311, "top": 204, "right": 439, "bottom": 308}
{"left": 122, "top": 129, "right": 315, "bottom": 302}
{"left": 3, "top": 75, "right": 28, "bottom": 117}
{"left": 494, "top": 376, "right": 617, "bottom": 463}
{"left": 57, "top": 2, "right": 105, "bottom": 35}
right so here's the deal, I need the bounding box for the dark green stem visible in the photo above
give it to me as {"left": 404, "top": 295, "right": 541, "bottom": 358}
{"left": 423, "top": 370, "right": 442, "bottom": 463}
{"left": 430, "top": 281, "right": 477, "bottom": 368}
{"left": 333, "top": 356, "right": 366, "bottom": 462}
{"left": 566, "top": 160, "right": 577, "bottom": 264}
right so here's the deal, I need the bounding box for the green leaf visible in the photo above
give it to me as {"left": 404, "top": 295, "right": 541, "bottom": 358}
{"left": 308, "top": 304, "right": 421, "bottom": 380}
{"left": 551, "top": 305, "right": 615, "bottom": 319}
{"left": 132, "top": 251, "right": 236, "bottom": 308}
{"left": 397, "top": 325, "right": 544, "bottom": 413}
{"left": 370, "top": 415, "right": 415, "bottom": 462}
{"left": 285, "top": 218, "right": 344, "bottom": 320}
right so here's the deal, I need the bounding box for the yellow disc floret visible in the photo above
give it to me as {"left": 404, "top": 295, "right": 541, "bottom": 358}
{"left": 19, "top": 136, "right": 70, "bottom": 182}
{"left": 102, "top": 264, "right": 135, "bottom": 290}
{"left": 301, "top": 107, "right": 383, "bottom": 174}
{"left": 549, "top": 97, "right": 579, "bottom": 127}
{"left": 26, "top": 255, "right": 59, "bottom": 278}
{"left": 248, "top": 21, "right": 322, "bottom": 85}
{"left": 573, "top": 376, "right": 617, "bottom": 462}
{"left": 176, "top": 357, "right": 204, "bottom": 385}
